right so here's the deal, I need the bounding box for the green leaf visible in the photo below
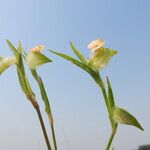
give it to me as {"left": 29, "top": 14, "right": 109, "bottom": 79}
{"left": 88, "top": 47, "right": 117, "bottom": 71}
{"left": 6, "top": 39, "right": 19, "bottom": 59}
{"left": 49, "top": 50, "right": 95, "bottom": 75}
{"left": 27, "top": 52, "right": 52, "bottom": 69}
{"left": 17, "top": 67, "right": 35, "bottom": 97}
{"left": 6, "top": 40, "right": 25, "bottom": 74}
{"left": 70, "top": 42, "right": 87, "bottom": 64}
{"left": 31, "top": 69, "right": 53, "bottom": 123}
{"left": 113, "top": 107, "right": 144, "bottom": 131}
{"left": 17, "top": 67, "right": 29, "bottom": 95}
{"left": 0, "top": 57, "right": 17, "bottom": 75}
{"left": 17, "top": 42, "right": 26, "bottom": 74}
{"left": 106, "top": 76, "right": 115, "bottom": 109}
{"left": 5, "top": 40, "right": 34, "bottom": 97}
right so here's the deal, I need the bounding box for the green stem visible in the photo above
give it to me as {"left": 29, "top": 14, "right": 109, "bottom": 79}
{"left": 31, "top": 70, "right": 58, "bottom": 149}
{"left": 105, "top": 125, "right": 117, "bottom": 150}
{"left": 48, "top": 113, "right": 57, "bottom": 150}
{"left": 51, "top": 123, "right": 57, "bottom": 150}
{"left": 92, "top": 72, "right": 117, "bottom": 150}
{"left": 93, "top": 72, "right": 111, "bottom": 116}
{"left": 35, "top": 105, "right": 52, "bottom": 150}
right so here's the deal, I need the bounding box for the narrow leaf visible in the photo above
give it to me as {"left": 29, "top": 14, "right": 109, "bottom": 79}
{"left": 17, "top": 68, "right": 28, "bottom": 95}
{"left": 113, "top": 107, "right": 144, "bottom": 131}
{"left": 106, "top": 76, "right": 115, "bottom": 109}
{"left": 6, "top": 39, "right": 18, "bottom": 59}
{"left": 70, "top": 42, "right": 87, "bottom": 64}
{"left": 17, "top": 42, "right": 26, "bottom": 74}
{"left": 31, "top": 69, "right": 53, "bottom": 123}
{"left": 49, "top": 50, "right": 95, "bottom": 75}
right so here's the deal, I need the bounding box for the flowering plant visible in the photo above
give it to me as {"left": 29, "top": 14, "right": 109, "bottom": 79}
{"left": 0, "top": 41, "right": 57, "bottom": 150}
{"left": 50, "top": 39, "right": 143, "bottom": 150}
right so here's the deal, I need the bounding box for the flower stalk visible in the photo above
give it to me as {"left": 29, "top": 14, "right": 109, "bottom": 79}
{"left": 106, "top": 124, "right": 118, "bottom": 150}
{"left": 27, "top": 95, "right": 52, "bottom": 150}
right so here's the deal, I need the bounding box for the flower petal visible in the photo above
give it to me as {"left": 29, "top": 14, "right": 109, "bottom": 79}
{"left": 87, "top": 39, "right": 105, "bottom": 52}
{"left": 30, "top": 45, "right": 44, "bottom": 53}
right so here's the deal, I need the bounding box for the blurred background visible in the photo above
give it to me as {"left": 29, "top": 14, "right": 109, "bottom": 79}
{"left": 0, "top": 0, "right": 150, "bottom": 149}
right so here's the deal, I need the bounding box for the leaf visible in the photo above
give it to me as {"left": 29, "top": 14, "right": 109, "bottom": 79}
{"left": 106, "top": 76, "right": 115, "bottom": 109}
{"left": 17, "top": 67, "right": 29, "bottom": 95}
{"left": 31, "top": 69, "right": 49, "bottom": 107}
{"left": 17, "top": 42, "right": 26, "bottom": 74}
{"left": 27, "top": 52, "right": 52, "bottom": 69}
{"left": 6, "top": 39, "right": 19, "bottom": 59}
{"left": 113, "top": 107, "right": 144, "bottom": 131}
{"left": 31, "top": 69, "right": 53, "bottom": 123}
{"left": 70, "top": 42, "right": 87, "bottom": 64}
{"left": 6, "top": 40, "right": 25, "bottom": 74}
{"left": 49, "top": 50, "right": 95, "bottom": 75}
{"left": 0, "top": 57, "right": 17, "bottom": 75}
{"left": 18, "top": 41, "right": 27, "bottom": 59}
{"left": 5, "top": 40, "right": 34, "bottom": 96}
{"left": 38, "top": 76, "right": 51, "bottom": 114}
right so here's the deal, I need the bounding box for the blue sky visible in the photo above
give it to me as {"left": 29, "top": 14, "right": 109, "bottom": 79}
{"left": 0, "top": 0, "right": 150, "bottom": 150}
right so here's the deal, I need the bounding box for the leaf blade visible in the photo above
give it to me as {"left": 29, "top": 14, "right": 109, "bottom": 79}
{"left": 49, "top": 50, "right": 95, "bottom": 75}
{"left": 106, "top": 76, "right": 115, "bottom": 109}
{"left": 6, "top": 39, "right": 18, "bottom": 58}
{"left": 70, "top": 42, "right": 87, "bottom": 64}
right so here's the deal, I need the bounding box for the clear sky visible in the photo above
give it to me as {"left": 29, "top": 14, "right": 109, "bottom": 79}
{"left": 0, "top": 0, "right": 150, "bottom": 150}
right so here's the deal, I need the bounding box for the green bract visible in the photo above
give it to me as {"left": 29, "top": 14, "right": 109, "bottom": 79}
{"left": 88, "top": 48, "right": 117, "bottom": 71}
{"left": 113, "top": 107, "right": 143, "bottom": 131}
{"left": 0, "top": 57, "right": 17, "bottom": 74}
{"left": 26, "top": 51, "right": 52, "bottom": 69}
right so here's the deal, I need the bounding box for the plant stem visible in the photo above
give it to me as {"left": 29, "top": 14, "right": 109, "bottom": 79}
{"left": 31, "top": 70, "right": 58, "bottom": 149}
{"left": 105, "top": 125, "right": 117, "bottom": 150}
{"left": 51, "top": 123, "right": 57, "bottom": 150}
{"left": 93, "top": 72, "right": 111, "bottom": 117}
{"left": 48, "top": 113, "right": 57, "bottom": 150}
{"left": 92, "top": 72, "right": 117, "bottom": 150}
{"left": 31, "top": 100, "right": 52, "bottom": 150}
{"left": 36, "top": 107, "right": 52, "bottom": 150}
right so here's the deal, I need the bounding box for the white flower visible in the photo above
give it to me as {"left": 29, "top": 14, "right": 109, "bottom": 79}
{"left": 87, "top": 39, "right": 105, "bottom": 52}
{"left": 87, "top": 39, "right": 117, "bottom": 71}
{"left": 30, "top": 45, "right": 44, "bottom": 53}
